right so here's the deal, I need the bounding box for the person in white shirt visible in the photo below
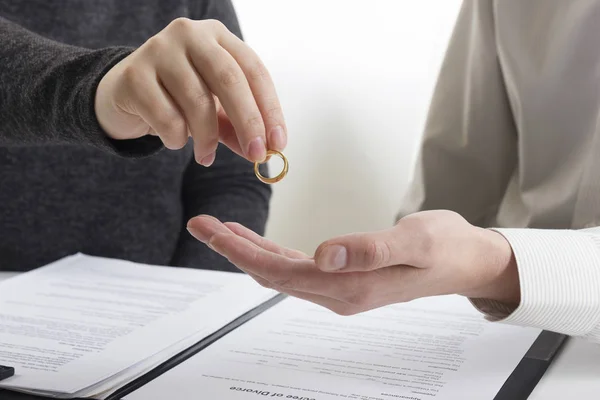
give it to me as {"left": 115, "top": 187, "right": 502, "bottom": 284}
{"left": 186, "top": 0, "right": 600, "bottom": 344}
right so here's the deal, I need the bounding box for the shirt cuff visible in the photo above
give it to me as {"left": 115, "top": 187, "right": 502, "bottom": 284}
{"left": 470, "top": 228, "right": 600, "bottom": 336}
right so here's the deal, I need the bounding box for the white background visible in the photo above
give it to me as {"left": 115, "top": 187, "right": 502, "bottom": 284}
{"left": 233, "top": 0, "right": 462, "bottom": 253}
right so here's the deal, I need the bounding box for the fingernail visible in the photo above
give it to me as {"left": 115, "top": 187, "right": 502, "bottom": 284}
{"left": 248, "top": 137, "right": 267, "bottom": 162}
{"left": 321, "top": 245, "right": 347, "bottom": 271}
{"left": 199, "top": 152, "right": 216, "bottom": 167}
{"left": 187, "top": 226, "right": 208, "bottom": 243}
{"left": 269, "top": 126, "right": 286, "bottom": 150}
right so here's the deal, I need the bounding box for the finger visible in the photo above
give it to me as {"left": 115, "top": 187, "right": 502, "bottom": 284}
{"left": 208, "top": 232, "right": 315, "bottom": 281}
{"left": 126, "top": 68, "right": 189, "bottom": 150}
{"left": 209, "top": 230, "right": 423, "bottom": 308}
{"left": 218, "top": 33, "right": 287, "bottom": 151}
{"left": 157, "top": 54, "right": 218, "bottom": 165}
{"left": 207, "top": 232, "right": 386, "bottom": 305}
{"left": 314, "top": 227, "right": 418, "bottom": 272}
{"left": 208, "top": 231, "right": 330, "bottom": 291}
{"left": 216, "top": 103, "right": 245, "bottom": 157}
{"left": 189, "top": 43, "right": 267, "bottom": 162}
{"left": 188, "top": 215, "right": 308, "bottom": 260}
{"left": 187, "top": 215, "right": 233, "bottom": 243}
{"left": 224, "top": 222, "right": 309, "bottom": 259}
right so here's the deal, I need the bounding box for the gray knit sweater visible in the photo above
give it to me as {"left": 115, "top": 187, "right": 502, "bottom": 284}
{"left": 0, "top": 0, "right": 271, "bottom": 272}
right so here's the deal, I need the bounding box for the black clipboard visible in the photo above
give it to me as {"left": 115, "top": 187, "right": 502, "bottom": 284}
{"left": 0, "top": 296, "right": 567, "bottom": 400}
{"left": 495, "top": 330, "right": 567, "bottom": 399}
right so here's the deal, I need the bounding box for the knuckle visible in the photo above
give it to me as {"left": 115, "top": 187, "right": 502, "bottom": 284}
{"left": 203, "top": 45, "right": 222, "bottom": 60}
{"left": 156, "top": 110, "right": 186, "bottom": 136}
{"left": 203, "top": 19, "right": 226, "bottom": 32}
{"left": 165, "top": 114, "right": 186, "bottom": 133}
{"left": 262, "top": 99, "right": 284, "bottom": 124}
{"left": 248, "top": 61, "right": 270, "bottom": 81}
{"left": 218, "top": 67, "right": 241, "bottom": 87}
{"left": 190, "top": 90, "right": 215, "bottom": 109}
{"left": 248, "top": 247, "right": 262, "bottom": 266}
{"left": 415, "top": 222, "right": 435, "bottom": 255}
{"left": 144, "top": 35, "right": 168, "bottom": 55}
{"left": 245, "top": 113, "right": 265, "bottom": 132}
{"left": 265, "top": 102, "right": 282, "bottom": 118}
{"left": 399, "top": 216, "right": 435, "bottom": 260}
{"left": 120, "top": 65, "right": 143, "bottom": 89}
{"left": 170, "top": 17, "right": 194, "bottom": 32}
{"left": 364, "top": 241, "right": 390, "bottom": 268}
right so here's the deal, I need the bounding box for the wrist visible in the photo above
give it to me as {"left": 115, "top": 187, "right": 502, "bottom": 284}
{"left": 463, "top": 228, "right": 521, "bottom": 306}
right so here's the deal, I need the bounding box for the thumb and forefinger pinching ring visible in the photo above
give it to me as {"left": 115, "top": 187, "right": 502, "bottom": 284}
{"left": 254, "top": 150, "right": 289, "bottom": 184}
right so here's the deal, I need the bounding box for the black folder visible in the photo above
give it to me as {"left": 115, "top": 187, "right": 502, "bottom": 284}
{"left": 0, "top": 294, "right": 568, "bottom": 400}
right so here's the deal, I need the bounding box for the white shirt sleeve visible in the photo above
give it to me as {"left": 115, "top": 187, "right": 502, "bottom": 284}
{"left": 471, "top": 227, "right": 600, "bottom": 342}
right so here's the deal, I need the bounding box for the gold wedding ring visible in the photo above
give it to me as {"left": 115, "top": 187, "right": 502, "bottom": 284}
{"left": 254, "top": 150, "right": 289, "bottom": 184}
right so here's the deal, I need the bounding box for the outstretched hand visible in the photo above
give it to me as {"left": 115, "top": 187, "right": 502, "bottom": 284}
{"left": 187, "top": 210, "right": 521, "bottom": 315}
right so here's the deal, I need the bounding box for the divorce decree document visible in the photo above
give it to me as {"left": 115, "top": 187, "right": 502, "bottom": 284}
{"left": 126, "top": 295, "right": 541, "bottom": 400}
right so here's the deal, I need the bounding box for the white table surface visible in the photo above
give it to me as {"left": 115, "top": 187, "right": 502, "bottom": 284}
{"left": 0, "top": 272, "right": 19, "bottom": 282}
{"left": 529, "top": 337, "right": 600, "bottom": 399}
{"left": 1, "top": 271, "right": 598, "bottom": 399}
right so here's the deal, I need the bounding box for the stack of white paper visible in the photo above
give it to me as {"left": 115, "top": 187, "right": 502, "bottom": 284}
{"left": 0, "top": 253, "right": 276, "bottom": 399}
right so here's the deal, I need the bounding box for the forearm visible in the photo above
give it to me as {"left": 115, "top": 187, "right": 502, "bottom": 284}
{"left": 0, "top": 17, "right": 161, "bottom": 155}
{"left": 172, "top": 145, "right": 271, "bottom": 271}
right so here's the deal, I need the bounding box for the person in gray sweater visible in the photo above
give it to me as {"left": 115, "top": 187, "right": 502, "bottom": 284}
{"left": 0, "top": 0, "right": 287, "bottom": 272}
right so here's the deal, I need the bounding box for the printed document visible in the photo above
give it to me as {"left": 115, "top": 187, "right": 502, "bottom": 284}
{"left": 127, "top": 295, "right": 541, "bottom": 400}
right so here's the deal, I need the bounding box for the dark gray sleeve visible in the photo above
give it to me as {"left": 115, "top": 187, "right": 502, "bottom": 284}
{"left": 0, "top": 16, "right": 163, "bottom": 156}
{"left": 171, "top": 0, "right": 271, "bottom": 271}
